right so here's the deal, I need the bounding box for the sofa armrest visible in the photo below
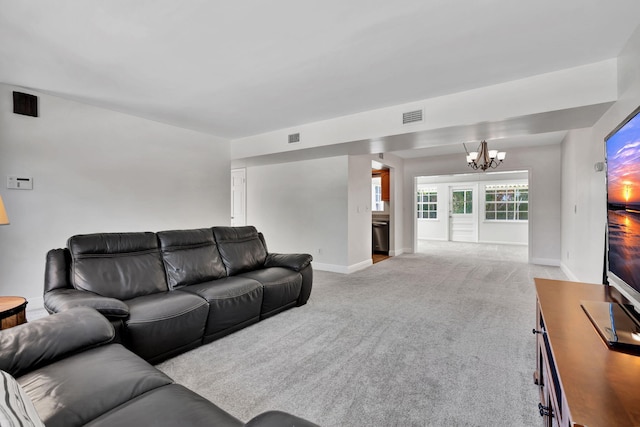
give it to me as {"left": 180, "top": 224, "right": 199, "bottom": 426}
{"left": 264, "top": 253, "right": 313, "bottom": 272}
{"left": 0, "top": 307, "right": 115, "bottom": 378}
{"left": 44, "top": 288, "right": 129, "bottom": 318}
{"left": 245, "top": 411, "right": 320, "bottom": 427}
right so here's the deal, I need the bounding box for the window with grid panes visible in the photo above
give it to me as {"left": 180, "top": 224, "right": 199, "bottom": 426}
{"left": 417, "top": 189, "right": 438, "bottom": 219}
{"left": 452, "top": 190, "right": 473, "bottom": 214}
{"left": 485, "top": 184, "right": 528, "bottom": 221}
{"left": 372, "top": 176, "right": 384, "bottom": 211}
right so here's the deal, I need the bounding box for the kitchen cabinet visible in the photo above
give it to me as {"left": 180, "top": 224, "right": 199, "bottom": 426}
{"left": 373, "top": 169, "right": 390, "bottom": 201}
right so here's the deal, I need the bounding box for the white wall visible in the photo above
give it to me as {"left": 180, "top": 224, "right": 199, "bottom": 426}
{"left": 245, "top": 156, "right": 349, "bottom": 270}
{"left": 404, "top": 144, "right": 561, "bottom": 264}
{"left": 245, "top": 154, "right": 396, "bottom": 274}
{"left": 560, "top": 127, "right": 601, "bottom": 281}
{"left": 371, "top": 153, "right": 405, "bottom": 256}
{"left": 480, "top": 221, "right": 528, "bottom": 245}
{"left": 0, "top": 84, "right": 231, "bottom": 313}
{"left": 348, "top": 155, "right": 373, "bottom": 270}
{"left": 561, "top": 25, "right": 640, "bottom": 283}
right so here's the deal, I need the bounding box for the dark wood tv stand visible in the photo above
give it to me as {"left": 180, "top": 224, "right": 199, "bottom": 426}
{"left": 534, "top": 278, "right": 640, "bottom": 427}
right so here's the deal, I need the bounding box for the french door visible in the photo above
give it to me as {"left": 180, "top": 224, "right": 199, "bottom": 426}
{"left": 449, "top": 186, "right": 477, "bottom": 242}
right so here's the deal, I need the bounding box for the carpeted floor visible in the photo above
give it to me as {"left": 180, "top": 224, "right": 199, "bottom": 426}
{"left": 157, "top": 242, "right": 567, "bottom": 426}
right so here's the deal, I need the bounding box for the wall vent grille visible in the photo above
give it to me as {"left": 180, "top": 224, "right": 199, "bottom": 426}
{"left": 403, "top": 109, "right": 423, "bottom": 124}
{"left": 13, "top": 91, "right": 38, "bottom": 117}
{"left": 288, "top": 133, "right": 300, "bottom": 144}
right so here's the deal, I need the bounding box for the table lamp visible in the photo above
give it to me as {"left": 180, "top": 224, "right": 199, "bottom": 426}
{"left": 0, "top": 195, "right": 9, "bottom": 225}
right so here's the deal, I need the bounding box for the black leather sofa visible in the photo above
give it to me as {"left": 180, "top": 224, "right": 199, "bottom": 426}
{"left": 0, "top": 307, "right": 319, "bottom": 427}
{"left": 43, "top": 226, "right": 313, "bottom": 363}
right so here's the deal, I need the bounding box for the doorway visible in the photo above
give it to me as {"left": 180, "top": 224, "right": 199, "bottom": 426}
{"left": 415, "top": 171, "right": 529, "bottom": 257}
{"left": 372, "top": 165, "right": 391, "bottom": 262}
{"left": 231, "top": 168, "right": 246, "bottom": 226}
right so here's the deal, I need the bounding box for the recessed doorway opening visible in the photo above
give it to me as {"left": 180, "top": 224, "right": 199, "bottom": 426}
{"left": 415, "top": 170, "right": 530, "bottom": 262}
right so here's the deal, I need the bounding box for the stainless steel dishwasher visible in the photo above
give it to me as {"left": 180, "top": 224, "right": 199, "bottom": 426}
{"left": 372, "top": 220, "right": 389, "bottom": 254}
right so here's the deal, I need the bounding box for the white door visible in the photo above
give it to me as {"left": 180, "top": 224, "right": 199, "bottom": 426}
{"left": 449, "top": 187, "right": 476, "bottom": 242}
{"left": 231, "top": 168, "right": 246, "bottom": 226}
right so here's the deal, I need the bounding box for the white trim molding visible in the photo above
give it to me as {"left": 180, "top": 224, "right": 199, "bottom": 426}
{"left": 313, "top": 259, "right": 373, "bottom": 274}
{"left": 560, "top": 262, "right": 580, "bottom": 282}
{"left": 530, "top": 257, "right": 561, "bottom": 267}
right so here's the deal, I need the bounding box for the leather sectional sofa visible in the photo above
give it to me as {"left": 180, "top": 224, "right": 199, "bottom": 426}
{"left": 0, "top": 307, "right": 319, "bottom": 427}
{"left": 42, "top": 226, "right": 313, "bottom": 363}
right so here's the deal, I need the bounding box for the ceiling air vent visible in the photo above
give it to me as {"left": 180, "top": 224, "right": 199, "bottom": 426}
{"left": 288, "top": 133, "right": 300, "bottom": 144}
{"left": 402, "top": 109, "right": 423, "bottom": 125}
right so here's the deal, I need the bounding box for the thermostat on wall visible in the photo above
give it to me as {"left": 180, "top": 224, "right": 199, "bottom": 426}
{"left": 7, "top": 176, "right": 33, "bottom": 190}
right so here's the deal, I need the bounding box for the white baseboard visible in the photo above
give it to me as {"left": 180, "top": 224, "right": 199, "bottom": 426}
{"left": 479, "top": 240, "right": 528, "bottom": 246}
{"left": 389, "top": 248, "right": 404, "bottom": 257}
{"left": 313, "top": 259, "right": 373, "bottom": 274}
{"left": 25, "top": 295, "right": 48, "bottom": 320}
{"left": 559, "top": 262, "right": 579, "bottom": 282}
{"left": 530, "top": 257, "right": 561, "bottom": 267}
{"left": 348, "top": 259, "right": 373, "bottom": 273}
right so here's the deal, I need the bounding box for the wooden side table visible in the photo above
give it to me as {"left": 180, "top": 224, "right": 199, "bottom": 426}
{"left": 534, "top": 278, "right": 640, "bottom": 426}
{"left": 0, "top": 296, "right": 28, "bottom": 330}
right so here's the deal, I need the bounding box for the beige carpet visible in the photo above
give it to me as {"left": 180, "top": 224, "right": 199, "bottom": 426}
{"left": 157, "top": 242, "right": 567, "bottom": 426}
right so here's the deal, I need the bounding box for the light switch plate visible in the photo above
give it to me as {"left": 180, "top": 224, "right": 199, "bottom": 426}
{"left": 7, "top": 176, "right": 33, "bottom": 190}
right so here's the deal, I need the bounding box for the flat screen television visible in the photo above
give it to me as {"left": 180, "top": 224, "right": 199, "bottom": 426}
{"left": 606, "top": 105, "right": 640, "bottom": 310}
{"left": 584, "top": 105, "right": 640, "bottom": 350}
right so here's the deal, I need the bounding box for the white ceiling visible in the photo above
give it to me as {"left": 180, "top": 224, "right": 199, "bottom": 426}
{"left": 1, "top": 1, "right": 639, "bottom": 145}
{"left": 392, "top": 132, "right": 568, "bottom": 159}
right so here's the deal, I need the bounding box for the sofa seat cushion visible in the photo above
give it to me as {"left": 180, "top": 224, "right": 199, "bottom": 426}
{"left": 0, "top": 370, "right": 45, "bottom": 427}
{"left": 245, "top": 410, "right": 320, "bottom": 427}
{"left": 124, "top": 292, "right": 209, "bottom": 363}
{"left": 18, "top": 344, "right": 172, "bottom": 427}
{"left": 179, "top": 276, "right": 263, "bottom": 342}
{"left": 238, "top": 268, "right": 302, "bottom": 318}
{"left": 84, "top": 384, "right": 243, "bottom": 427}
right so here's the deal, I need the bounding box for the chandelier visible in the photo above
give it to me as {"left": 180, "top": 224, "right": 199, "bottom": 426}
{"left": 463, "top": 140, "right": 506, "bottom": 171}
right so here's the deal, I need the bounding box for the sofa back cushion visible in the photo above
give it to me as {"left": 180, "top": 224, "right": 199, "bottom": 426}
{"left": 212, "top": 226, "right": 267, "bottom": 276}
{"left": 44, "top": 248, "right": 71, "bottom": 293}
{"left": 68, "top": 232, "right": 168, "bottom": 300}
{"left": 157, "top": 228, "right": 227, "bottom": 289}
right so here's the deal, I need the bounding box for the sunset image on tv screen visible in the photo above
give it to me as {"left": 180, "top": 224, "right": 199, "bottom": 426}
{"left": 607, "top": 110, "right": 640, "bottom": 292}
